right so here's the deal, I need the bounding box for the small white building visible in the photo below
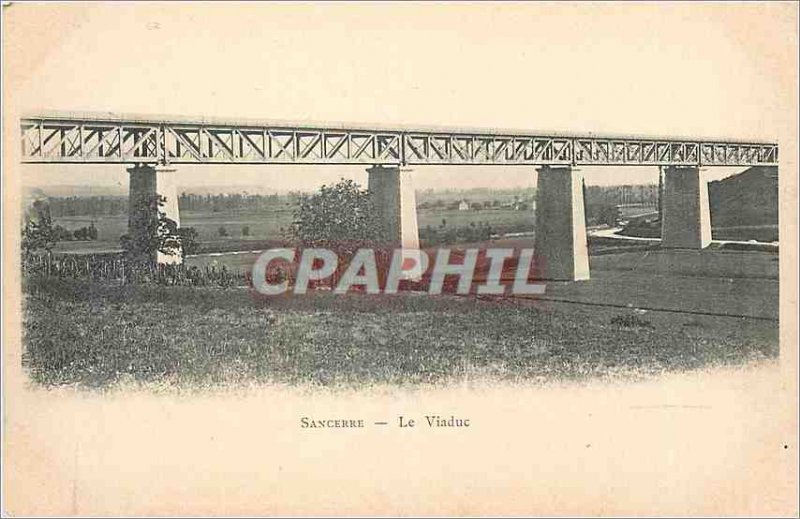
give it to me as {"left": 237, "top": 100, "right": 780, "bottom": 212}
{"left": 458, "top": 200, "right": 470, "bottom": 211}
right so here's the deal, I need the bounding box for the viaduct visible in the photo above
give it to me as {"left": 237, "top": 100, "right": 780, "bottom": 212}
{"left": 20, "top": 113, "right": 779, "bottom": 281}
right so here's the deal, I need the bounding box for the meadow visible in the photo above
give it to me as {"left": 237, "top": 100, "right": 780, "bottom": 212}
{"left": 22, "top": 248, "right": 779, "bottom": 389}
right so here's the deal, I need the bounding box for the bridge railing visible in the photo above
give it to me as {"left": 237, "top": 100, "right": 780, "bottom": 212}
{"left": 20, "top": 116, "right": 778, "bottom": 166}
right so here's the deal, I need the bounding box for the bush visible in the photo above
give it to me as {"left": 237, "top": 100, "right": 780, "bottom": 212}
{"left": 72, "top": 225, "right": 98, "bottom": 241}
{"left": 290, "top": 178, "right": 381, "bottom": 249}
{"left": 610, "top": 314, "right": 653, "bottom": 328}
{"left": 178, "top": 227, "right": 200, "bottom": 256}
{"left": 120, "top": 194, "right": 182, "bottom": 264}
{"left": 586, "top": 204, "right": 620, "bottom": 227}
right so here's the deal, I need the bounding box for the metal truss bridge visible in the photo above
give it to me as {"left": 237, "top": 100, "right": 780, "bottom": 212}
{"left": 20, "top": 113, "right": 778, "bottom": 167}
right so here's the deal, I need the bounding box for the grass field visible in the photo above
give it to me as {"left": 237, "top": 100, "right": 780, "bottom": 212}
{"left": 417, "top": 207, "right": 532, "bottom": 232}
{"left": 416, "top": 187, "right": 535, "bottom": 205}
{"left": 52, "top": 209, "right": 296, "bottom": 251}
{"left": 22, "top": 248, "right": 778, "bottom": 389}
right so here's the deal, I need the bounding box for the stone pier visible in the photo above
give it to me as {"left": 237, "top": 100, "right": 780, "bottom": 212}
{"left": 661, "top": 166, "right": 711, "bottom": 249}
{"left": 534, "top": 165, "right": 590, "bottom": 281}
{"left": 127, "top": 164, "right": 182, "bottom": 264}
{"left": 367, "top": 165, "right": 419, "bottom": 249}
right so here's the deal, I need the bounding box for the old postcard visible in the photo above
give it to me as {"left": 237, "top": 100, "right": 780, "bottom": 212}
{"left": 3, "top": 2, "right": 798, "bottom": 516}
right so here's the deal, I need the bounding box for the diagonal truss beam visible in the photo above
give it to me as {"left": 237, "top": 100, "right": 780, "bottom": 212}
{"left": 19, "top": 114, "right": 779, "bottom": 167}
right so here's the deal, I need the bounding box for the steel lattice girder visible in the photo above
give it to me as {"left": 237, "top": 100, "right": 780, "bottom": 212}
{"left": 20, "top": 116, "right": 778, "bottom": 166}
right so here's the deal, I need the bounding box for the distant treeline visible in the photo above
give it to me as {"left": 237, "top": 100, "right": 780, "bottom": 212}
{"left": 178, "top": 192, "right": 299, "bottom": 213}
{"left": 47, "top": 185, "right": 658, "bottom": 218}
{"left": 583, "top": 185, "right": 659, "bottom": 227}
{"left": 586, "top": 185, "right": 658, "bottom": 207}
{"left": 48, "top": 196, "right": 128, "bottom": 217}
{"left": 48, "top": 193, "right": 301, "bottom": 217}
{"left": 584, "top": 184, "right": 658, "bottom": 208}
{"left": 416, "top": 187, "right": 537, "bottom": 203}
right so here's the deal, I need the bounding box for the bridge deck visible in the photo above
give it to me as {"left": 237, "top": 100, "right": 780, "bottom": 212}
{"left": 20, "top": 113, "right": 778, "bottom": 167}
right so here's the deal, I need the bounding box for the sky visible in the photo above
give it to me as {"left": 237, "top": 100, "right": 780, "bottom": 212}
{"left": 6, "top": 2, "right": 796, "bottom": 193}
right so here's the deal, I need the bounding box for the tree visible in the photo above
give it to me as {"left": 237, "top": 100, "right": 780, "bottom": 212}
{"left": 178, "top": 227, "right": 200, "bottom": 256}
{"left": 52, "top": 225, "right": 73, "bottom": 241}
{"left": 242, "top": 225, "right": 250, "bottom": 237}
{"left": 120, "top": 194, "right": 182, "bottom": 264}
{"left": 598, "top": 205, "right": 620, "bottom": 227}
{"left": 21, "top": 200, "right": 57, "bottom": 254}
{"left": 287, "top": 179, "right": 384, "bottom": 288}
{"left": 290, "top": 178, "right": 380, "bottom": 247}
{"left": 218, "top": 226, "right": 228, "bottom": 237}
{"left": 87, "top": 221, "right": 99, "bottom": 240}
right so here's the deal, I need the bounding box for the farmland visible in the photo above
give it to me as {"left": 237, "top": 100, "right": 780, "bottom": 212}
{"left": 52, "top": 205, "right": 535, "bottom": 254}
{"left": 44, "top": 167, "right": 778, "bottom": 255}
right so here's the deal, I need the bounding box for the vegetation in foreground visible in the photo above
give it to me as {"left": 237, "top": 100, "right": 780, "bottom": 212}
{"left": 22, "top": 277, "right": 778, "bottom": 390}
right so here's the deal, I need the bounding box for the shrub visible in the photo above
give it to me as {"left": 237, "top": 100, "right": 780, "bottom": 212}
{"left": 22, "top": 200, "right": 59, "bottom": 253}
{"left": 119, "top": 194, "right": 182, "bottom": 264}
{"left": 290, "top": 178, "right": 381, "bottom": 249}
{"left": 610, "top": 314, "right": 653, "bottom": 328}
{"left": 178, "top": 227, "right": 200, "bottom": 256}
